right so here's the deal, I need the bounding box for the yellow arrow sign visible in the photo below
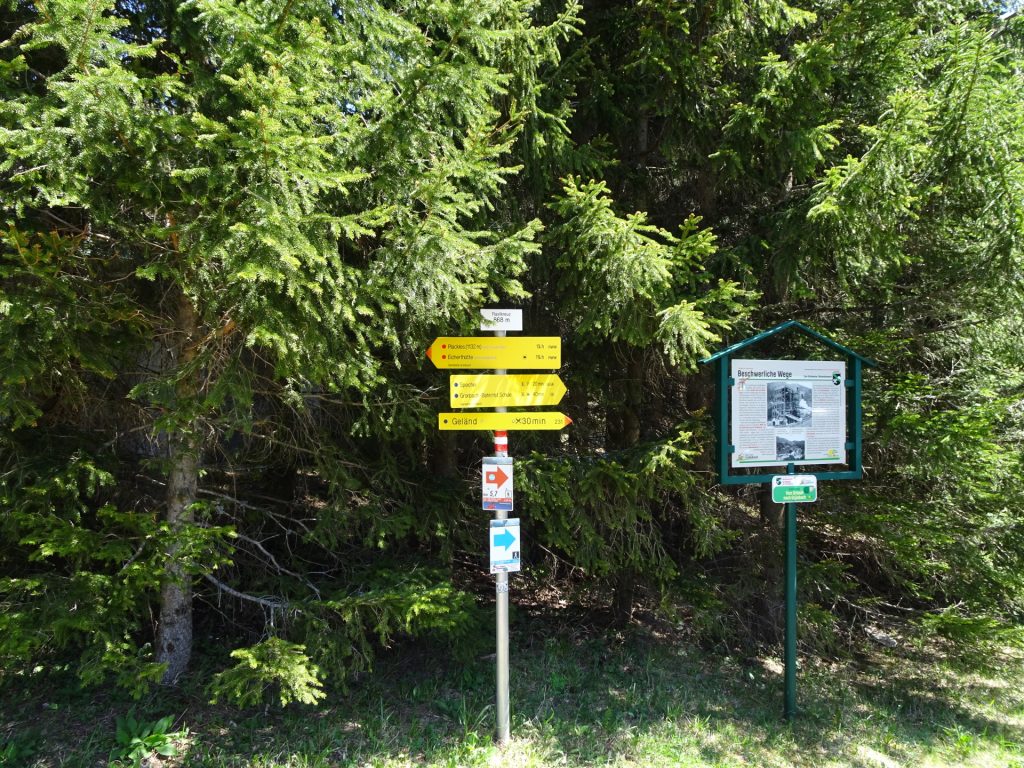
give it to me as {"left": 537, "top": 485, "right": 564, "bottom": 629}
{"left": 426, "top": 337, "right": 561, "bottom": 370}
{"left": 438, "top": 412, "right": 572, "bottom": 431}
{"left": 450, "top": 374, "right": 567, "bottom": 408}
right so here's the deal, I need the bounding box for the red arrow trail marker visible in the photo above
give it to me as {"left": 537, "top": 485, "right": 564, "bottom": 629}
{"left": 485, "top": 467, "right": 509, "bottom": 487}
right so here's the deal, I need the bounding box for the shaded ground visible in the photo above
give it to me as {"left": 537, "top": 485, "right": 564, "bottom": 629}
{"left": 2, "top": 612, "right": 1022, "bottom": 767}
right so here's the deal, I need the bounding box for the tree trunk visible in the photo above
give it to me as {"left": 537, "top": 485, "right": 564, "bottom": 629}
{"left": 685, "top": 368, "right": 715, "bottom": 474}
{"left": 609, "top": 351, "right": 644, "bottom": 624}
{"left": 759, "top": 484, "right": 784, "bottom": 530}
{"left": 431, "top": 431, "right": 459, "bottom": 479}
{"left": 606, "top": 352, "right": 643, "bottom": 449}
{"left": 157, "top": 431, "right": 198, "bottom": 684}
{"left": 612, "top": 567, "right": 637, "bottom": 624}
{"left": 157, "top": 290, "right": 199, "bottom": 685}
{"left": 753, "top": 484, "right": 785, "bottom": 643}
{"left": 696, "top": 162, "right": 718, "bottom": 222}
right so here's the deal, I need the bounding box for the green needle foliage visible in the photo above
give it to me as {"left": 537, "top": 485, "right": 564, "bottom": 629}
{"left": 545, "top": 176, "right": 751, "bottom": 366}
{"left": 1, "top": 0, "right": 1024, "bottom": 709}
{"left": 0, "top": 0, "right": 575, "bottom": 700}
{"left": 209, "top": 638, "right": 326, "bottom": 708}
{"left": 514, "top": 0, "right": 1024, "bottom": 641}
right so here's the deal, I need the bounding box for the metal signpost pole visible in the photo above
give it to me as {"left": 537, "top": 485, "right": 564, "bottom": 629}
{"left": 784, "top": 462, "right": 797, "bottom": 721}
{"left": 431, "top": 309, "right": 560, "bottom": 745}
{"left": 494, "top": 327, "right": 511, "bottom": 746}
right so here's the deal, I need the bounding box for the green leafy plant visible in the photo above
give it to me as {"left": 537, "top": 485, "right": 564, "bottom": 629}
{"left": 108, "top": 714, "right": 183, "bottom": 768}
{"left": 0, "top": 730, "right": 40, "bottom": 767}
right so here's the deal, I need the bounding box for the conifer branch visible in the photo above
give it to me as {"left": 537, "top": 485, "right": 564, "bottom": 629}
{"left": 203, "top": 573, "right": 291, "bottom": 611}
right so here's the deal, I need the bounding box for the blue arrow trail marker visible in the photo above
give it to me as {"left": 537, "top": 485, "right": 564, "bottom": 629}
{"left": 493, "top": 528, "right": 516, "bottom": 550}
{"left": 489, "top": 518, "right": 521, "bottom": 574}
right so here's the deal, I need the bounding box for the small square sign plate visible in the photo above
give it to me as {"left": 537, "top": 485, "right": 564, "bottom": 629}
{"left": 490, "top": 518, "right": 521, "bottom": 574}
{"left": 480, "top": 308, "right": 523, "bottom": 332}
{"left": 482, "top": 457, "right": 514, "bottom": 511}
{"left": 771, "top": 475, "right": 818, "bottom": 503}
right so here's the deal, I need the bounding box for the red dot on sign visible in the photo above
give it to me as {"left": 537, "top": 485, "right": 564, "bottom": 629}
{"left": 442, "top": 355, "right": 447, "bottom": 359}
{"left": 442, "top": 344, "right": 447, "bottom": 349}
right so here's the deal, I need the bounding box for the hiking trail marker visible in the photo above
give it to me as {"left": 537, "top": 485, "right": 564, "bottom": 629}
{"left": 427, "top": 308, "right": 570, "bottom": 746}
{"left": 483, "top": 457, "right": 514, "bottom": 512}
{"left": 450, "top": 374, "right": 567, "bottom": 408}
{"left": 438, "top": 412, "right": 571, "bottom": 431}
{"left": 489, "top": 518, "right": 521, "bottom": 573}
{"left": 771, "top": 475, "right": 817, "bottom": 504}
{"left": 425, "top": 336, "right": 560, "bottom": 369}
{"left": 480, "top": 308, "right": 523, "bottom": 332}
{"left": 700, "top": 320, "right": 875, "bottom": 722}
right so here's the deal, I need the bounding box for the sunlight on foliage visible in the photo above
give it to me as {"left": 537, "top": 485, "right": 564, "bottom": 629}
{"left": 209, "top": 638, "right": 326, "bottom": 708}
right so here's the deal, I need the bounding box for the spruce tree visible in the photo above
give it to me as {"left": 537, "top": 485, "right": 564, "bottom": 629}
{"left": 1, "top": 0, "right": 571, "bottom": 687}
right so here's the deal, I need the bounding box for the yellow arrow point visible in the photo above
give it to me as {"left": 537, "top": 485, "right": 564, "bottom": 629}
{"left": 438, "top": 412, "right": 572, "bottom": 431}
{"left": 426, "top": 337, "right": 561, "bottom": 370}
{"left": 554, "top": 377, "right": 568, "bottom": 403}
{"left": 448, "top": 374, "right": 568, "bottom": 408}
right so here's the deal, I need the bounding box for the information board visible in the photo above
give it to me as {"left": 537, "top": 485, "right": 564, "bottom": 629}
{"left": 731, "top": 359, "right": 846, "bottom": 468}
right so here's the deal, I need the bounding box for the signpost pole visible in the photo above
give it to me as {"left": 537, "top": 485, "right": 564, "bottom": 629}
{"left": 494, "top": 329, "right": 511, "bottom": 746}
{"left": 784, "top": 462, "right": 797, "bottom": 721}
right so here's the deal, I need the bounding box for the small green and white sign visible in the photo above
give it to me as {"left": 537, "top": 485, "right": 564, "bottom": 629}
{"left": 772, "top": 475, "right": 818, "bottom": 503}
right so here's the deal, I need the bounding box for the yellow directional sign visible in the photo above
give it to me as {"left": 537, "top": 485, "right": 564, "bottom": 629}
{"left": 426, "top": 337, "right": 560, "bottom": 370}
{"left": 450, "top": 374, "right": 567, "bottom": 408}
{"left": 438, "top": 412, "right": 572, "bottom": 431}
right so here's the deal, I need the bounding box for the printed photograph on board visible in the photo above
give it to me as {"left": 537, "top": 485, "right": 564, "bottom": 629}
{"left": 775, "top": 434, "right": 806, "bottom": 461}
{"left": 767, "top": 383, "right": 813, "bottom": 427}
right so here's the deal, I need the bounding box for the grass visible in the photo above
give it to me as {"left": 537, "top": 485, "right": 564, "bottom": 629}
{"left": 2, "top": 613, "right": 1023, "bottom": 768}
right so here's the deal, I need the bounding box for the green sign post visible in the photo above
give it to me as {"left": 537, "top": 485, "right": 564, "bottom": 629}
{"left": 700, "top": 321, "right": 875, "bottom": 721}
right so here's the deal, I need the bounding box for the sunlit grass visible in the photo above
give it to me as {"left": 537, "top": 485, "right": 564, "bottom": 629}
{"left": 2, "top": 617, "right": 1022, "bottom": 767}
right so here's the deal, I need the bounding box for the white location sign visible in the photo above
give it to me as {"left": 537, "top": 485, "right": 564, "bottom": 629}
{"left": 490, "top": 518, "right": 521, "bottom": 574}
{"left": 480, "top": 308, "right": 523, "bottom": 332}
{"left": 482, "top": 456, "right": 514, "bottom": 512}
{"left": 731, "top": 359, "right": 847, "bottom": 468}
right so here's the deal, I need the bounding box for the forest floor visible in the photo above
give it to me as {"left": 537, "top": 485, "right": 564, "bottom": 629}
{"left": 2, "top": 610, "right": 1023, "bottom": 768}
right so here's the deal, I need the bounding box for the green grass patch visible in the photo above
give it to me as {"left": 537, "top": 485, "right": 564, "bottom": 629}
{"left": 2, "top": 615, "right": 1022, "bottom": 767}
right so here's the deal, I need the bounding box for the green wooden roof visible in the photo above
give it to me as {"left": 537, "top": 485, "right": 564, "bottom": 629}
{"left": 699, "top": 320, "right": 878, "bottom": 367}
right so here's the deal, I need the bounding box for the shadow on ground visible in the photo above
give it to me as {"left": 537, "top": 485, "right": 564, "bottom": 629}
{"left": 3, "top": 610, "right": 1022, "bottom": 767}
